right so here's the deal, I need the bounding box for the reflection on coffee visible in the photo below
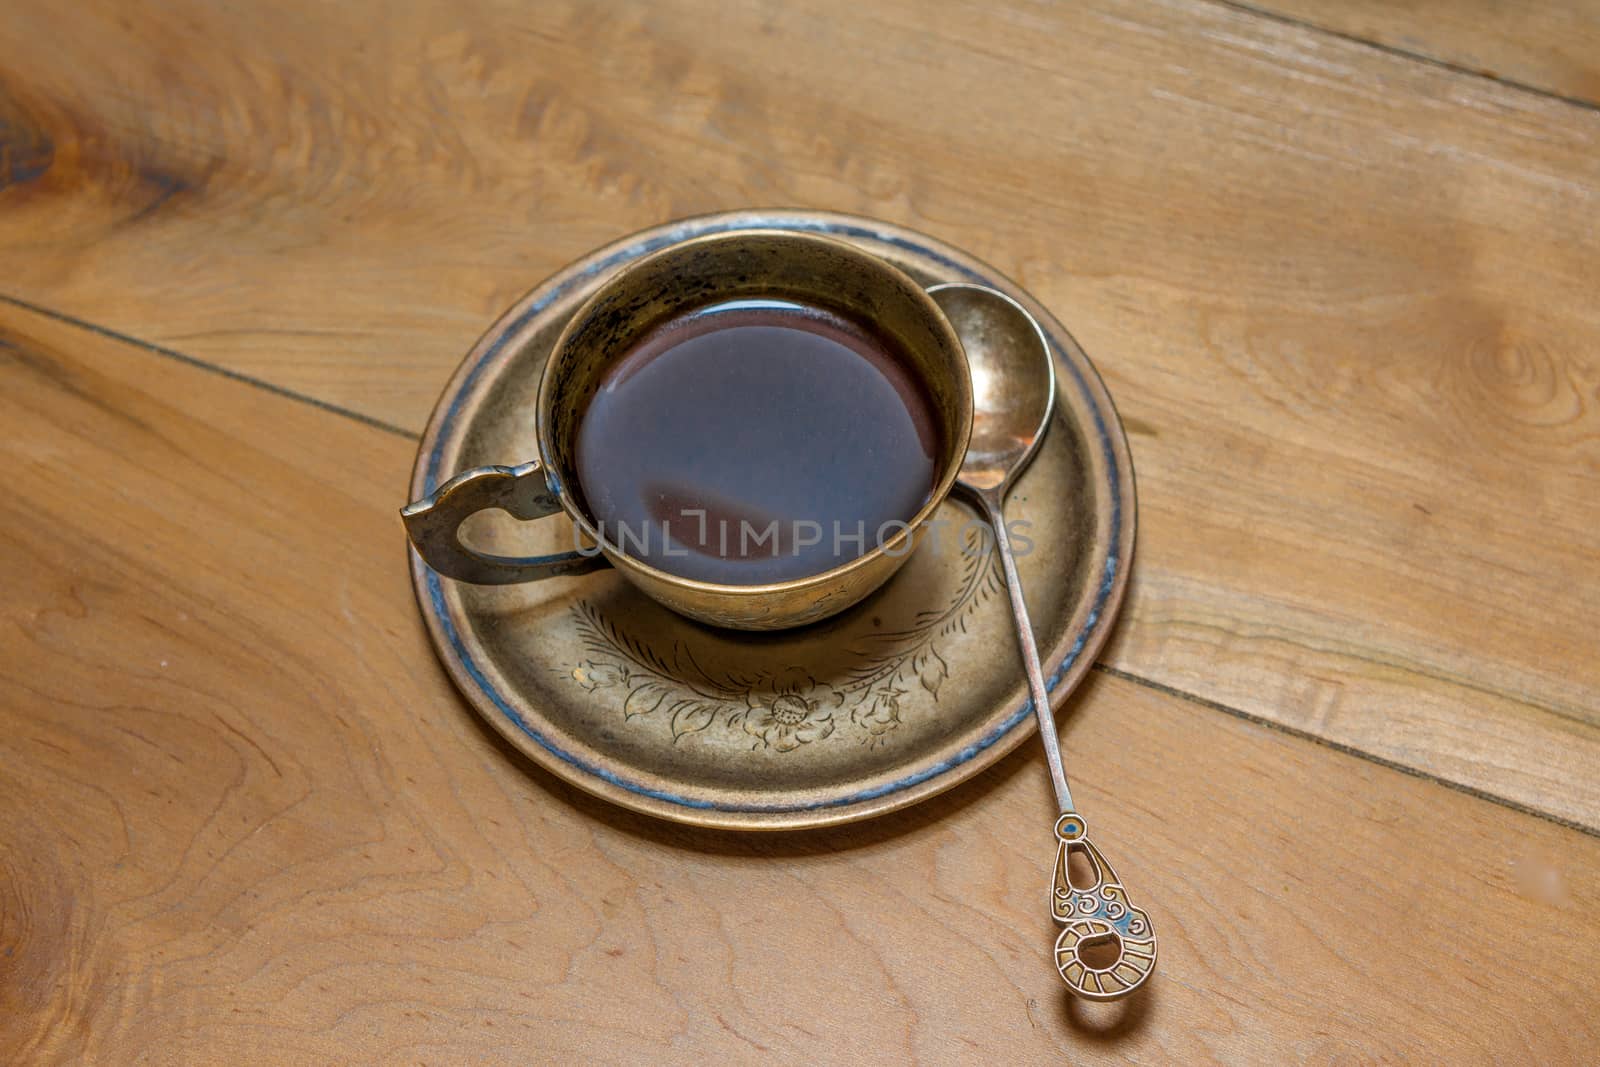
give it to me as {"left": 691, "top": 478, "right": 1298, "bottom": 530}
{"left": 574, "top": 297, "right": 941, "bottom": 584}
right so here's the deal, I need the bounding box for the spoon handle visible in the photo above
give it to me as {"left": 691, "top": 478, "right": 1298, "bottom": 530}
{"left": 976, "top": 490, "right": 1158, "bottom": 1000}
{"left": 976, "top": 491, "right": 1073, "bottom": 811}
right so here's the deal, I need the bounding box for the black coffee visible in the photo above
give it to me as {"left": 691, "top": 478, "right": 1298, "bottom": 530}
{"left": 574, "top": 297, "right": 941, "bottom": 584}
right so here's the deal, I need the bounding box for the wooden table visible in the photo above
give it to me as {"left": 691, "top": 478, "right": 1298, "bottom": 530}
{"left": 3, "top": 2, "right": 1598, "bottom": 1061}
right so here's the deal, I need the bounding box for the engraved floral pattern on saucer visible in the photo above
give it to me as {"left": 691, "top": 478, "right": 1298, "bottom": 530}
{"left": 569, "top": 522, "right": 1001, "bottom": 752}
{"left": 406, "top": 210, "right": 1136, "bottom": 830}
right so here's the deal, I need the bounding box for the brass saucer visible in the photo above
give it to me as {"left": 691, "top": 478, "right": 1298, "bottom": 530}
{"left": 407, "top": 210, "right": 1136, "bottom": 830}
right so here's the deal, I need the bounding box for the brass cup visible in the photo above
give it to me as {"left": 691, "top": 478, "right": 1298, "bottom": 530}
{"left": 401, "top": 230, "right": 974, "bottom": 631}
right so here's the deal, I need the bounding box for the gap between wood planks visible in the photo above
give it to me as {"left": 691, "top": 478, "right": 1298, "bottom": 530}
{"left": 7, "top": 288, "right": 1595, "bottom": 842}
{"left": 1207, "top": 0, "right": 1600, "bottom": 115}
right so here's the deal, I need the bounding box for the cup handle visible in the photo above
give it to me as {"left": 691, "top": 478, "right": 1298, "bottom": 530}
{"left": 400, "top": 460, "right": 610, "bottom": 585}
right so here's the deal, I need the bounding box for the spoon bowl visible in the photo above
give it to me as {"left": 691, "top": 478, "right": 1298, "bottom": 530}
{"left": 928, "top": 283, "right": 1056, "bottom": 494}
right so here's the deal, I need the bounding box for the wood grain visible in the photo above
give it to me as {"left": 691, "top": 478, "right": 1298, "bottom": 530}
{"left": 1240, "top": 0, "right": 1600, "bottom": 104}
{"left": 1, "top": 0, "right": 1598, "bottom": 827}
{"left": 3, "top": 299, "right": 1598, "bottom": 1062}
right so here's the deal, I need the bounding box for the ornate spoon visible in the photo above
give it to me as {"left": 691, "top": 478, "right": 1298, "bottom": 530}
{"left": 928, "top": 283, "right": 1157, "bottom": 1001}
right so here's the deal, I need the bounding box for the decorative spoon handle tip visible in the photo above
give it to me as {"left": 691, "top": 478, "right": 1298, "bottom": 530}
{"left": 1051, "top": 812, "right": 1157, "bottom": 1000}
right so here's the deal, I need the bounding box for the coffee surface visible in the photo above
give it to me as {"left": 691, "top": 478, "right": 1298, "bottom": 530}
{"left": 574, "top": 298, "right": 941, "bottom": 584}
